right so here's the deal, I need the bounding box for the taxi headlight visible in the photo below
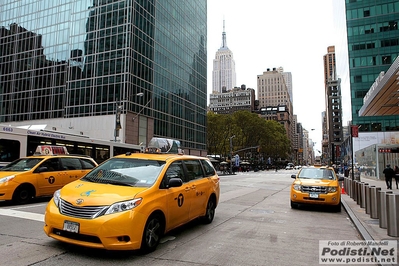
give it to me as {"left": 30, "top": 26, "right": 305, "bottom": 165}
{"left": 105, "top": 198, "right": 143, "bottom": 215}
{"left": 328, "top": 187, "right": 338, "bottom": 193}
{"left": 293, "top": 184, "right": 302, "bottom": 191}
{"left": 53, "top": 189, "right": 61, "bottom": 208}
{"left": 0, "top": 175, "right": 15, "bottom": 184}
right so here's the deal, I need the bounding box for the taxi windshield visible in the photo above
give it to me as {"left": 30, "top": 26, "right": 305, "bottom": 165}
{"left": 82, "top": 158, "right": 166, "bottom": 187}
{"left": 298, "top": 168, "right": 336, "bottom": 180}
{"left": 1, "top": 158, "right": 44, "bottom": 171}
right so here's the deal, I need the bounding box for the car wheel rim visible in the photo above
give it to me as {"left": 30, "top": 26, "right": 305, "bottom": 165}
{"left": 146, "top": 218, "right": 160, "bottom": 248}
{"left": 207, "top": 201, "right": 215, "bottom": 219}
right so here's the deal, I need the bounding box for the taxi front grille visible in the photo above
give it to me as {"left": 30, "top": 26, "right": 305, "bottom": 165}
{"left": 302, "top": 186, "right": 327, "bottom": 194}
{"left": 59, "top": 199, "right": 108, "bottom": 219}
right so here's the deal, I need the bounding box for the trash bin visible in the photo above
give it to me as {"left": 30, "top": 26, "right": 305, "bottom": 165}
{"left": 370, "top": 186, "right": 381, "bottom": 219}
{"left": 386, "top": 193, "right": 399, "bottom": 237}
{"left": 378, "top": 190, "right": 394, "bottom": 229}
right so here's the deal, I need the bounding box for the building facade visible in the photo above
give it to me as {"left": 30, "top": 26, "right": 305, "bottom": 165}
{"left": 345, "top": 0, "right": 399, "bottom": 132}
{"left": 212, "top": 21, "right": 236, "bottom": 93}
{"left": 0, "top": 0, "right": 208, "bottom": 155}
{"left": 208, "top": 85, "right": 256, "bottom": 114}
{"left": 257, "top": 67, "right": 295, "bottom": 159}
{"left": 323, "top": 46, "right": 343, "bottom": 165}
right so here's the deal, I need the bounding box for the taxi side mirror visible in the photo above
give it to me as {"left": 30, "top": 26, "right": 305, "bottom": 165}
{"left": 168, "top": 178, "right": 183, "bottom": 188}
{"left": 34, "top": 166, "right": 48, "bottom": 173}
{"left": 291, "top": 174, "right": 296, "bottom": 179}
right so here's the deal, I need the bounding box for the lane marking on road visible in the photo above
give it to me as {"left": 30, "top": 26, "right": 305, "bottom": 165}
{"left": 0, "top": 208, "right": 44, "bottom": 222}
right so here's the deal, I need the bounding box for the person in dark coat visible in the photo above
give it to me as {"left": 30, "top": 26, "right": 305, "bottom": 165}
{"left": 383, "top": 164, "right": 394, "bottom": 189}
{"left": 394, "top": 166, "right": 399, "bottom": 189}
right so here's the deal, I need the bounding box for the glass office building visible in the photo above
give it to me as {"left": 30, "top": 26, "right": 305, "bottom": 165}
{"left": 345, "top": 0, "right": 399, "bottom": 131}
{"left": 0, "top": 0, "right": 207, "bottom": 152}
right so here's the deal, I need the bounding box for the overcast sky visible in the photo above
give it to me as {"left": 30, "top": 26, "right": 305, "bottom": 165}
{"left": 207, "top": 0, "right": 351, "bottom": 153}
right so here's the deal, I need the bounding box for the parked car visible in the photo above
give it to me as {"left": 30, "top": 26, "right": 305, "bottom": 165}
{"left": 44, "top": 138, "right": 220, "bottom": 253}
{"left": 290, "top": 165, "right": 344, "bottom": 212}
{"left": 0, "top": 146, "right": 97, "bottom": 204}
{"left": 294, "top": 165, "right": 302, "bottom": 170}
{"left": 285, "top": 163, "right": 294, "bottom": 170}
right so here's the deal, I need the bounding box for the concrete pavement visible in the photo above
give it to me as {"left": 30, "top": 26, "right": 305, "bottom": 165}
{"left": 341, "top": 175, "right": 399, "bottom": 266}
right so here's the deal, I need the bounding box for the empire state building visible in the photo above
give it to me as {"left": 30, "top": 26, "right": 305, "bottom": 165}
{"left": 212, "top": 21, "right": 236, "bottom": 93}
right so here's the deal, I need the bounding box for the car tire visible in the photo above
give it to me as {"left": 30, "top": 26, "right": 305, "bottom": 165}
{"left": 332, "top": 203, "right": 341, "bottom": 212}
{"left": 140, "top": 213, "right": 164, "bottom": 254}
{"left": 290, "top": 200, "right": 299, "bottom": 209}
{"left": 12, "top": 185, "right": 34, "bottom": 204}
{"left": 201, "top": 198, "right": 216, "bottom": 224}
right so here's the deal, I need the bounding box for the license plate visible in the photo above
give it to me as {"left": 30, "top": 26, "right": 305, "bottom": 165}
{"left": 309, "top": 193, "right": 319, "bottom": 198}
{"left": 63, "top": 220, "right": 79, "bottom": 233}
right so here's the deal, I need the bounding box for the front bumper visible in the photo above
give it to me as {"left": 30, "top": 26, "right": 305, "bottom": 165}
{"left": 43, "top": 199, "right": 147, "bottom": 250}
{"left": 290, "top": 190, "right": 340, "bottom": 206}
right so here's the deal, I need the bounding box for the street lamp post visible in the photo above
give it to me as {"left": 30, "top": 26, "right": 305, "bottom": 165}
{"left": 229, "top": 135, "right": 235, "bottom": 174}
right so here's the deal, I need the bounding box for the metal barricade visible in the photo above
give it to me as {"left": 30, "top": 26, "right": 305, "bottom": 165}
{"left": 370, "top": 186, "right": 381, "bottom": 219}
{"left": 386, "top": 193, "right": 399, "bottom": 237}
{"left": 378, "top": 190, "right": 393, "bottom": 229}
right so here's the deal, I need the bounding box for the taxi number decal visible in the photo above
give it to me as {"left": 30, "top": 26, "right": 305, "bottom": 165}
{"left": 177, "top": 193, "right": 184, "bottom": 207}
{"left": 47, "top": 176, "right": 55, "bottom": 184}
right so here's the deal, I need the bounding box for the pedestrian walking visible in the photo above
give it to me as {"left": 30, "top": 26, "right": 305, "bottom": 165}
{"left": 383, "top": 164, "right": 394, "bottom": 189}
{"left": 394, "top": 166, "right": 399, "bottom": 189}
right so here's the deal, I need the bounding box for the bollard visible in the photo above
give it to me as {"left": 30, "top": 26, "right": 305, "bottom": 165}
{"left": 365, "top": 185, "right": 374, "bottom": 215}
{"left": 370, "top": 186, "right": 381, "bottom": 219}
{"left": 355, "top": 181, "right": 361, "bottom": 204}
{"left": 378, "top": 190, "right": 394, "bottom": 229}
{"left": 348, "top": 178, "right": 353, "bottom": 198}
{"left": 360, "top": 183, "right": 369, "bottom": 208}
{"left": 386, "top": 193, "right": 399, "bottom": 237}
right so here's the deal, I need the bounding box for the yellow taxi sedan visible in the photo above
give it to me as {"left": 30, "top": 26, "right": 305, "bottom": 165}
{"left": 43, "top": 138, "right": 220, "bottom": 253}
{"left": 290, "top": 165, "right": 344, "bottom": 212}
{"left": 0, "top": 146, "right": 97, "bottom": 204}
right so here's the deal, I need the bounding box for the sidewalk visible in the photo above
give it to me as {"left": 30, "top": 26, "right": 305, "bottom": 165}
{"left": 341, "top": 175, "right": 399, "bottom": 266}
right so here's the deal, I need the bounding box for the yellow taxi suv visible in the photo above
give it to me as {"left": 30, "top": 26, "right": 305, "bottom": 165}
{"left": 0, "top": 146, "right": 98, "bottom": 204}
{"left": 43, "top": 138, "right": 220, "bottom": 253}
{"left": 290, "top": 165, "right": 344, "bottom": 212}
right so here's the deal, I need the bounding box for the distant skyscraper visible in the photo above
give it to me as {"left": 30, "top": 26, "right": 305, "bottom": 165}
{"left": 0, "top": 0, "right": 207, "bottom": 154}
{"left": 323, "top": 46, "right": 343, "bottom": 164}
{"left": 212, "top": 21, "right": 236, "bottom": 93}
{"left": 345, "top": 0, "right": 399, "bottom": 131}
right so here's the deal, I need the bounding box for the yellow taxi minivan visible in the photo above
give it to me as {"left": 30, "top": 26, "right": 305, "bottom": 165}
{"left": 0, "top": 146, "right": 97, "bottom": 204}
{"left": 43, "top": 138, "right": 220, "bottom": 253}
{"left": 290, "top": 165, "right": 344, "bottom": 212}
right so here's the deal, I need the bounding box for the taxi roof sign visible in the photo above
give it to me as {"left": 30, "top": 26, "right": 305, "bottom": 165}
{"left": 145, "top": 138, "right": 184, "bottom": 154}
{"left": 34, "top": 145, "right": 69, "bottom": 155}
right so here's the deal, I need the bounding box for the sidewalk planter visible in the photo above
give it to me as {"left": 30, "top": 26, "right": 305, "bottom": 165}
{"left": 386, "top": 193, "right": 399, "bottom": 237}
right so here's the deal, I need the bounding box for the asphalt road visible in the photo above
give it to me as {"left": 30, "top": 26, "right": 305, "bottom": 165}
{"left": 0, "top": 170, "right": 371, "bottom": 266}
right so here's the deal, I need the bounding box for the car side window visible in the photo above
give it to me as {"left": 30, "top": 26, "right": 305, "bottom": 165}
{"left": 39, "top": 158, "right": 60, "bottom": 172}
{"left": 184, "top": 160, "right": 204, "bottom": 181}
{"left": 201, "top": 159, "right": 216, "bottom": 177}
{"left": 60, "top": 158, "right": 82, "bottom": 170}
{"left": 81, "top": 158, "right": 97, "bottom": 169}
{"left": 160, "top": 161, "right": 185, "bottom": 188}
